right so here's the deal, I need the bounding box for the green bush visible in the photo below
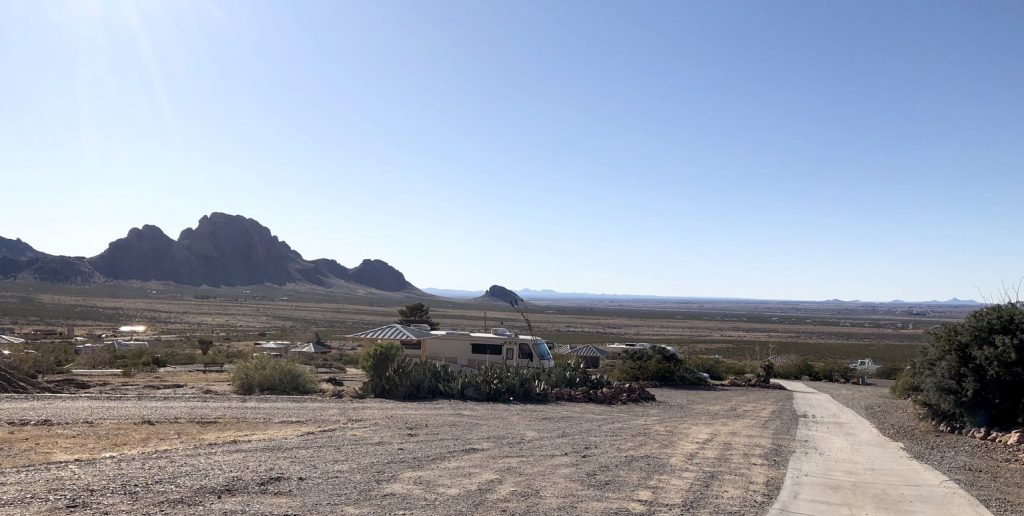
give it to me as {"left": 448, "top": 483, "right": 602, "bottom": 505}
{"left": 231, "top": 356, "right": 319, "bottom": 395}
{"left": 890, "top": 367, "right": 921, "bottom": 398}
{"left": 814, "top": 360, "right": 855, "bottom": 382}
{"left": 905, "top": 302, "right": 1024, "bottom": 428}
{"left": 771, "top": 358, "right": 854, "bottom": 382}
{"left": 873, "top": 364, "right": 904, "bottom": 380}
{"left": 718, "top": 359, "right": 759, "bottom": 377}
{"left": 357, "top": 343, "right": 407, "bottom": 398}
{"left": 610, "top": 348, "right": 707, "bottom": 386}
{"left": 7, "top": 344, "right": 75, "bottom": 378}
{"left": 773, "top": 357, "right": 816, "bottom": 380}
{"left": 113, "top": 348, "right": 168, "bottom": 372}
{"left": 684, "top": 356, "right": 727, "bottom": 381}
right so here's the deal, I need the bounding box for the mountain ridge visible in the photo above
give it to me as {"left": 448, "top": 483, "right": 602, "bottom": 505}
{"left": 0, "top": 213, "right": 419, "bottom": 293}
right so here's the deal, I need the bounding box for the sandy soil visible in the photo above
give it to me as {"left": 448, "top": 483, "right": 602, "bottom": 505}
{"left": 0, "top": 387, "right": 796, "bottom": 515}
{"left": 809, "top": 382, "right": 1024, "bottom": 516}
{"left": 0, "top": 420, "right": 330, "bottom": 469}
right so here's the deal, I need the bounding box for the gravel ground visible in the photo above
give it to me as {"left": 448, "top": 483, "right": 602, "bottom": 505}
{"left": 809, "top": 382, "right": 1024, "bottom": 516}
{"left": 0, "top": 388, "right": 796, "bottom": 515}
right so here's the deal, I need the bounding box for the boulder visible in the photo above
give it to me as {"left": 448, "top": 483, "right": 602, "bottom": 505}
{"left": 1006, "top": 433, "right": 1024, "bottom": 447}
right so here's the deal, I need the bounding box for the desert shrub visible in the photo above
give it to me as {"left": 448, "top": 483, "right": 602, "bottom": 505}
{"left": 718, "top": 359, "right": 759, "bottom": 377}
{"left": 356, "top": 344, "right": 623, "bottom": 402}
{"left": 872, "top": 364, "right": 903, "bottom": 380}
{"left": 890, "top": 367, "right": 921, "bottom": 398}
{"left": 115, "top": 349, "right": 167, "bottom": 371}
{"left": 773, "top": 357, "right": 816, "bottom": 380}
{"left": 231, "top": 356, "right": 319, "bottom": 395}
{"left": 289, "top": 351, "right": 349, "bottom": 372}
{"left": 357, "top": 343, "right": 407, "bottom": 398}
{"left": 200, "top": 347, "right": 249, "bottom": 364}
{"left": 610, "top": 348, "right": 707, "bottom": 386}
{"left": 7, "top": 344, "right": 75, "bottom": 378}
{"left": 906, "top": 302, "right": 1024, "bottom": 428}
{"left": 771, "top": 358, "right": 853, "bottom": 382}
{"left": 74, "top": 347, "right": 116, "bottom": 369}
{"left": 197, "top": 338, "right": 214, "bottom": 356}
{"left": 541, "top": 360, "right": 610, "bottom": 390}
{"left": 813, "top": 360, "right": 855, "bottom": 382}
{"left": 684, "top": 356, "right": 727, "bottom": 381}
{"left": 337, "top": 351, "right": 361, "bottom": 367}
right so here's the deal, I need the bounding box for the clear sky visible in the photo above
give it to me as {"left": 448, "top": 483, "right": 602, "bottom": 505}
{"left": 1, "top": 1, "right": 1022, "bottom": 301}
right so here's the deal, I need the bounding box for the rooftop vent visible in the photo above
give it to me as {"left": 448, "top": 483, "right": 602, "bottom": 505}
{"left": 490, "top": 328, "right": 512, "bottom": 336}
{"left": 409, "top": 324, "right": 432, "bottom": 331}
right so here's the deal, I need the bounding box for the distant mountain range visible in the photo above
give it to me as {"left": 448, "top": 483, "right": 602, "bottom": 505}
{"left": 0, "top": 213, "right": 419, "bottom": 293}
{"left": 424, "top": 287, "right": 981, "bottom": 305}
{"left": 0, "top": 220, "right": 984, "bottom": 305}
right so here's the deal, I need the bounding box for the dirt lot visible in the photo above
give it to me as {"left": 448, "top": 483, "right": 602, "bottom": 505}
{"left": 810, "top": 382, "right": 1024, "bottom": 516}
{"left": 0, "top": 387, "right": 796, "bottom": 515}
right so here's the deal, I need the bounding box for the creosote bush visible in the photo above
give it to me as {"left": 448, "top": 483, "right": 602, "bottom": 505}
{"left": 231, "top": 356, "right": 319, "bottom": 395}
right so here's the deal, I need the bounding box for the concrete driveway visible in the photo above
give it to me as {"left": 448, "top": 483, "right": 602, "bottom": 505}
{"left": 769, "top": 380, "right": 992, "bottom": 516}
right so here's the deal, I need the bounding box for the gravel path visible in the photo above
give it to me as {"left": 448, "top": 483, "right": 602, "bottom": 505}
{"left": 0, "top": 388, "right": 797, "bottom": 515}
{"left": 809, "top": 382, "right": 1024, "bottom": 516}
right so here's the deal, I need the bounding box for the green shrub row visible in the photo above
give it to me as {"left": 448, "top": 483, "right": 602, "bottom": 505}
{"left": 357, "top": 343, "right": 612, "bottom": 402}
{"left": 609, "top": 347, "right": 709, "bottom": 386}
{"left": 770, "top": 357, "right": 856, "bottom": 382}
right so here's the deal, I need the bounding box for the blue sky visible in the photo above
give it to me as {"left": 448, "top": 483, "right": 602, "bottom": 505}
{"left": 1, "top": 1, "right": 1022, "bottom": 301}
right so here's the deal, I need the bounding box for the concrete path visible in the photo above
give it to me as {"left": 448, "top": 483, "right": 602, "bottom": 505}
{"left": 768, "top": 380, "right": 992, "bottom": 516}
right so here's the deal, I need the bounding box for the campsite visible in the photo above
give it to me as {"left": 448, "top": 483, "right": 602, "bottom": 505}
{"left": 3, "top": 1, "right": 1023, "bottom": 513}
{"left": 1, "top": 285, "right": 1023, "bottom": 514}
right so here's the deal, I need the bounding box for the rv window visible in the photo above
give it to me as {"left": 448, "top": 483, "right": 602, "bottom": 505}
{"left": 471, "top": 343, "right": 503, "bottom": 356}
{"left": 401, "top": 341, "right": 421, "bottom": 351}
{"left": 518, "top": 342, "right": 534, "bottom": 361}
{"left": 505, "top": 348, "right": 514, "bottom": 360}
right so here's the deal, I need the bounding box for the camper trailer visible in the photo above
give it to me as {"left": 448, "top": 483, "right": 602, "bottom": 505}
{"left": 348, "top": 324, "right": 554, "bottom": 371}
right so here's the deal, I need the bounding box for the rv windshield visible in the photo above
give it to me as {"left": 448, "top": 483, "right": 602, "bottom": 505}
{"left": 534, "top": 341, "right": 553, "bottom": 361}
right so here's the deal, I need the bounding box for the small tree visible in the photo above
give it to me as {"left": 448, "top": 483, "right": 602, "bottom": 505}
{"left": 197, "top": 338, "right": 214, "bottom": 356}
{"left": 397, "top": 303, "right": 439, "bottom": 330}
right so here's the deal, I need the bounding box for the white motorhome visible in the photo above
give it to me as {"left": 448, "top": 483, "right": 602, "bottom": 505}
{"left": 348, "top": 324, "right": 554, "bottom": 371}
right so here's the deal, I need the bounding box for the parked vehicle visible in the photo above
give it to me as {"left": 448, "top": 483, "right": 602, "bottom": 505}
{"left": 349, "top": 324, "right": 554, "bottom": 371}
{"left": 849, "top": 358, "right": 880, "bottom": 373}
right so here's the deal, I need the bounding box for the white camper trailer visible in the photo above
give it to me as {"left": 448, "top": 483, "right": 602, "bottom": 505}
{"left": 348, "top": 324, "right": 554, "bottom": 371}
